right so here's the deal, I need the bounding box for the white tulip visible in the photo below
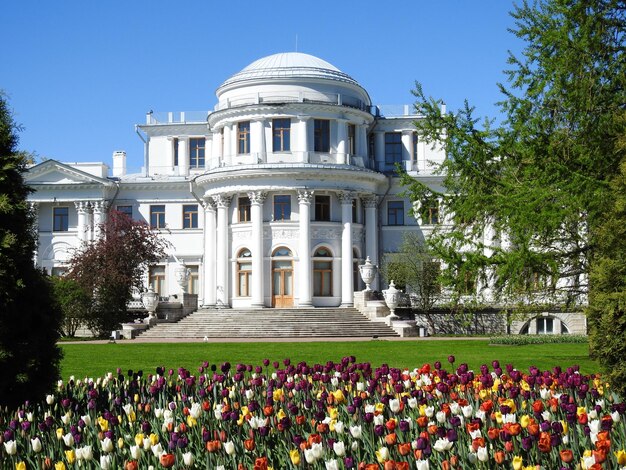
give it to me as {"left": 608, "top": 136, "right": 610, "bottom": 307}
{"left": 100, "top": 437, "right": 114, "bottom": 453}
{"left": 351, "top": 440, "right": 359, "bottom": 451}
{"left": 190, "top": 402, "right": 202, "bottom": 419}
{"left": 325, "top": 459, "right": 339, "bottom": 470}
{"left": 183, "top": 452, "right": 195, "bottom": 466}
{"left": 81, "top": 414, "right": 92, "bottom": 426}
{"left": 424, "top": 405, "right": 435, "bottom": 417}
{"left": 46, "top": 394, "right": 55, "bottom": 405}
{"left": 433, "top": 438, "right": 453, "bottom": 452}
{"left": 224, "top": 441, "right": 235, "bottom": 455}
{"left": 151, "top": 443, "right": 164, "bottom": 457}
{"left": 130, "top": 445, "right": 142, "bottom": 459}
{"left": 143, "top": 437, "right": 152, "bottom": 450}
{"left": 350, "top": 425, "right": 362, "bottom": 439}
{"left": 389, "top": 398, "right": 400, "bottom": 413}
{"left": 31, "top": 437, "right": 42, "bottom": 453}
{"left": 415, "top": 459, "right": 430, "bottom": 470}
{"left": 334, "top": 420, "right": 345, "bottom": 434}
{"left": 377, "top": 446, "right": 389, "bottom": 460}
{"left": 304, "top": 447, "right": 318, "bottom": 464}
{"left": 477, "top": 446, "right": 488, "bottom": 462}
{"left": 373, "top": 414, "right": 384, "bottom": 426}
{"left": 100, "top": 454, "right": 111, "bottom": 470}
{"left": 468, "top": 452, "right": 478, "bottom": 464}
{"left": 3, "top": 440, "right": 16, "bottom": 455}
{"left": 407, "top": 397, "right": 418, "bottom": 409}
{"left": 80, "top": 445, "right": 93, "bottom": 461}
{"left": 333, "top": 441, "right": 346, "bottom": 457}
{"left": 436, "top": 411, "right": 447, "bottom": 423}
{"left": 311, "top": 442, "right": 323, "bottom": 459}
{"left": 63, "top": 432, "right": 74, "bottom": 447}
{"left": 612, "top": 411, "right": 621, "bottom": 423}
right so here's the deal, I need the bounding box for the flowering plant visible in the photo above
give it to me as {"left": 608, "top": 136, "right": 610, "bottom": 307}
{"left": 0, "top": 357, "right": 625, "bottom": 469}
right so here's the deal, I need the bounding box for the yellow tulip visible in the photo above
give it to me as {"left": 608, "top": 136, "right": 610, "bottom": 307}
{"left": 149, "top": 433, "right": 159, "bottom": 446}
{"left": 15, "top": 462, "right": 26, "bottom": 470}
{"left": 134, "top": 433, "right": 144, "bottom": 447}
{"left": 56, "top": 428, "right": 64, "bottom": 440}
{"left": 134, "top": 393, "right": 139, "bottom": 403}
{"left": 272, "top": 388, "right": 284, "bottom": 401}
{"left": 512, "top": 455, "right": 523, "bottom": 470}
{"left": 520, "top": 415, "right": 530, "bottom": 428}
{"left": 494, "top": 411, "right": 503, "bottom": 424}
{"left": 520, "top": 380, "right": 530, "bottom": 391}
{"left": 616, "top": 450, "right": 626, "bottom": 465}
{"left": 332, "top": 389, "right": 346, "bottom": 404}
{"left": 375, "top": 403, "right": 385, "bottom": 413}
{"left": 479, "top": 389, "right": 490, "bottom": 399}
{"left": 276, "top": 409, "right": 286, "bottom": 420}
{"left": 97, "top": 417, "right": 108, "bottom": 431}
{"left": 328, "top": 407, "right": 338, "bottom": 420}
{"left": 54, "top": 463, "right": 66, "bottom": 470}
{"left": 502, "top": 399, "right": 517, "bottom": 413}
{"left": 418, "top": 404, "right": 427, "bottom": 416}
{"left": 118, "top": 437, "right": 124, "bottom": 449}
{"left": 289, "top": 449, "right": 301, "bottom": 465}
{"left": 577, "top": 406, "right": 587, "bottom": 416}
{"left": 186, "top": 415, "right": 197, "bottom": 427}
{"left": 64, "top": 450, "right": 75, "bottom": 465}
{"left": 561, "top": 420, "right": 568, "bottom": 434}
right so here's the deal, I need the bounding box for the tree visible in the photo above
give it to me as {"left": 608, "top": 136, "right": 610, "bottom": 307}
{"left": 0, "top": 92, "right": 63, "bottom": 407}
{"left": 401, "top": 1, "right": 626, "bottom": 386}
{"left": 51, "top": 276, "right": 92, "bottom": 337}
{"left": 67, "top": 210, "right": 169, "bottom": 337}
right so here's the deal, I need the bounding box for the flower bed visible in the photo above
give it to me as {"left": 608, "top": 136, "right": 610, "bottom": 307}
{"left": 1, "top": 357, "right": 625, "bottom": 469}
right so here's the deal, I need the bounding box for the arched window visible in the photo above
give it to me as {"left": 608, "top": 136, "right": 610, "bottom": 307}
{"left": 313, "top": 247, "right": 333, "bottom": 297}
{"left": 237, "top": 249, "right": 252, "bottom": 297}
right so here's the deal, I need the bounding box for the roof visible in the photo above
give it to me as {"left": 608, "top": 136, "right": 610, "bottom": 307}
{"left": 218, "top": 52, "right": 362, "bottom": 90}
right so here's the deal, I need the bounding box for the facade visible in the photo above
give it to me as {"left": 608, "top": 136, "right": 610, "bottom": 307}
{"left": 25, "top": 52, "right": 584, "bottom": 334}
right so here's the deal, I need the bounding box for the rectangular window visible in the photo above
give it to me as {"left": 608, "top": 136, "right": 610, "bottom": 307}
{"left": 421, "top": 199, "right": 439, "bottom": 225}
{"left": 149, "top": 265, "right": 166, "bottom": 295}
{"left": 182, "top": 204, "right": 198, "bottom": 229}
{"left": 187, "top": 266, "right": 199, "bottom": 294}
{"left": 385, "top": 132, "right": 402, "bottom": 165}
{"left": 348, "top": 124, "right": 356, "bottom": 155}
{"left": 314, "top": 195, "right": 331, "bottom": 221}
{"left": 238, "top": 196, "right": 251, "bottom": 222}
{"left": 173, "top": 138, "right": 179, "bottom": 166}
{"left": 387, "top": 201, "right": 404, "bottom": 226}
{"left": 53, "top": 207, "right": 69, "bottom": 232}
{"left": 272, "top": 118, "right": 291, "bottom": 152}
{"left": 238, "top": 261, "right": 252, "bottom": 297}
{"left": 273, "top": 195, "right": 291, "bottom": 221}
{"left": 116, "top": 205, "right": 132, "bottom": 218}
{"left": 352, "top": 199, "right": 358, "bottom": 223}
{"left": 238, "top": 121, "right": 251, "bottom": 154}
{"left": 314, "top": 261, "right": 332, "bottom": 296}
{"left": 51, "top": 267, "right": 67, "bottom": 277}
{"left": 150, "top": 205, "right": 166, "bottom": 229}
{"left": 537, "top": 317, "right": 554, "bottom": 334}
{"left": 314, "top": 119, "right": 330, "bottom": 152}
{"left": 190, "top": 138, "right": 205, "bottom": 168}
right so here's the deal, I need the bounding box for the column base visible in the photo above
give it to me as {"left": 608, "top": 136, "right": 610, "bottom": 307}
{"left": 250, "top": 302, "right": 265, "bottom": 309}
{"left": 298, "top": 301, "right": 313, "bottom": 308}
{"left": 340, "top": 302, "right": 354, "bottom": 308}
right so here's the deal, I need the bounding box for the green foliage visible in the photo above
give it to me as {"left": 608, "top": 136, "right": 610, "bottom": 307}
{"left": 0, "top": 91, "right": 63, "bottom": 407}
{"left": 402, "top": 0, "right": 626, "bottom": 307}
{"left": 490, "top": 334, "right": 588, "bottom": 346}
{"left": 51, "top": 276, "right": 92, "bottom": 337}
{"left": 67, "top": 211, "right": 169, "bottom": 338}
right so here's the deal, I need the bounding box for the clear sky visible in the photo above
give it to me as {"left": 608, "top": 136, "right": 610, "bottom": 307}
{"left": 2, "top": 0, "right": 522, "bottom": 172}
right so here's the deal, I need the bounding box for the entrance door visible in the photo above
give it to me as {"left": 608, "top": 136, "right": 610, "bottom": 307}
{"left": 272, "top": 259, "right": 293, "bottom": 307}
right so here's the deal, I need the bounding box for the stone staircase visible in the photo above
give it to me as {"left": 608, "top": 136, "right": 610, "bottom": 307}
{"left": 137, "top": 307, "right": 399, "bottom": 339}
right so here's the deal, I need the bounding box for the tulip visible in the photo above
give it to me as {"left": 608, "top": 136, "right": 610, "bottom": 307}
{"left": 415, "top": 460, "right": 429, "bottom": 470}
{"left": 512, "top": 456, "right": 523, "bottom": 470}
{"left": 54, "top": 463, "right": 66, "bottom": 470}
{"left": 4, "top": 440, "right": 17, "bottom": 455}
{"left": 31, "top": 437, "right": 42, "bottom": 453}
{"left": 100, "top": 455, "right": 111, "bottom": 470}
{"left": 62, "top": 433, "right": 74, "bottom": 447}
{"left": 325, "top": 459, "right": 339, "bottom": 470}
{"left": 125, "top": 461, "right": 138, "bottom": 470}
{"left": 183, "top": 452, "right": 194, "bottom": 466}
{"left": 15, "top": 462, "right": 26, "bottom": 470}
{"left": 349, "top": 425, "right": 362, "bottom": 439}
{"left": 289, "top": 449, "right": 301, "bottom": 465}
{"left": 160, "top": 453, "right": 175, "bottom": 468}
{"left": 477, "top": 446, "right": 488, "bottom": 462}
{"left": 333, "top": 441, "right": 346, "bottom": 456}
{"left": 375, "top": 446, "right": 390, "bottom": 462}
{"left": 224, "top": 440, "right": 235, "bottom": 455}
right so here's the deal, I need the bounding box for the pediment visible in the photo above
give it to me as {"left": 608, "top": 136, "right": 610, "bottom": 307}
{"left": 26, "top": 160, "right": 112, "bottom": 186}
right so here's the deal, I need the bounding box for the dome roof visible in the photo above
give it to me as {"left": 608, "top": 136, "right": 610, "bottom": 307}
{"left": 218, "top": 52, "right": 362, "bottom": 90}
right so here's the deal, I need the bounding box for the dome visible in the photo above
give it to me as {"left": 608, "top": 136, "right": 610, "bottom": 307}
{"left": 218, "top": 52, "right": 362, "bottom": 91}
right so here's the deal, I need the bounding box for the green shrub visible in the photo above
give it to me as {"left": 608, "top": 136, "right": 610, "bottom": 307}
{"left": 490, "top": 335, "right": 588, "bottom": 346}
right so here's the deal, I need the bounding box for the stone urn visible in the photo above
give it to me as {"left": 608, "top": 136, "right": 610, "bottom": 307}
{"left": 141, "top": 287, "right": 159, "bottom": 322}
{"left": 382, "top": 280, "right": 401, "bottom": 320}
{"left": 358, "top": 256, "right": 377, "bottom": 292}
{"left": 174, "top": 262, "right": 191, "bottom": 294}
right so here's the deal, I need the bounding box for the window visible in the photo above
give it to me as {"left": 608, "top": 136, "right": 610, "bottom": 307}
{"left": 187, "top": 266, "right": 199, "bottom": 294}
{"left": 537, "top": 317, "right": 554, "bottom": 335}
{"left": 314, "top": 195, "right": 330, "bottom": 221}
{"left": 116, "top": 205, "right": 132, "bottom": 218}
{"left": 173, "top": 138, "right": 179, "bottom": 166}
{"left": 238, "top": 121, "right": 251, "bottom": 154}
{"left": 237, "top": 249, "right": 252, "bottom": 297}
{"left": 182, "top": 204, "right": 198, "bottom": 229}
{"left": 387, "top": 201, "right": 404, "bottom": 226}
{"left": 149, "top": 265, "right": 166, "bottom": 295}
{"left": 273, "top": 118, "right": 291, "bottom": 152}
{"left": 273, "top": 195, "right": 291, "bottom": 221}
{"left": 238, "top": 196, "right": 251, "bottom": 222}
{"left": 385, "top": 132, "right": 402, "bottom": 165}
{"left": 51, "top": 267, "right": 67, "bottom": 277}
{"left": 352, "top": 199, "right": 358, "bottom": 223}
{"left": 313, "top": 247, "right": 333, "bottom": 297}
{"left": 314, "top": 119, "right": 330, "bottom": 152}
{"left": 348, "top": 124, "right": 356, "bottom": 155}
{"left": 413, "top": 133, "right": 418, "bottom": 160}
{"left": 190, "top": 138, "right": 205, "bottom": 168}
{"left": 150, "top": 205, "right": 166, "bottom": 229}
{"left": 421, "top": 199, "right": 439, "bottom": 225}
{"left": 460, "top": 270, "right": 476, "bottom": 295}
{"left": 53, "top": 207, "right": 69, "bottom": 232}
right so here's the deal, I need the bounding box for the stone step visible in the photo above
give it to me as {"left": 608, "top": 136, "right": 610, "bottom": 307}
{"left": 138, "top": 307, "right": 398, "bottom": 339}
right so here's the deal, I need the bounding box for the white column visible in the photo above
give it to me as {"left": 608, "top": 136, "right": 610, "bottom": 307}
{"left": 356, "top": 124, "right": 367, "bottom": 159}
{"left": 339, "top": 192, "right": 354, "bottom": 307}
{"left": 248, "top": 191, "right": 267, "bottom": 308}
{"left": 363, "top": 196, "right": 379, "bottom": 290}
{"left": 203, "top": 198, "right": 217, "bottom": 307}
{"left": 212, "top": 194, "right": 232, "bottom": 307}
{"left": 74, "top": 201, "right": 88, "bottom": 243}
{"left": 336, "top": 119, "right": 348, "bottom": 165}
{"left": 29, "top": 202, "right": 39, "bottom": 265}
{"left": 297, "top": 190, "right": 314, "bottom": 307}
{"left": 204, "top": 134, "right": 213, "bottom": 170}
{"left": 92, "top": 201, "right": 108, "bottom": 240}
{"left": 223, "top": 124, "right": 232, "bottom": 165}
{"left": 402, "top": 130, "right": 414, "bottom": 171}
{"left": 211, "top": 129, "right": 222, "bottom": 168}
{"left": 178, "top": 137, "right": 189, "bottom": 176}
{"left": 374, "top": 131, "right": 385, "bottom": 170}
{"left": 297, "top": 116, "right": 309, "bottom": 163}
{"left": 252, "top": 119, "right": 266, "bottom": 163}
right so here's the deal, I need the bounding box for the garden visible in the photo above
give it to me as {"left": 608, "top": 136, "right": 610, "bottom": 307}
{"left": 2, "top": 339, "right": 625, "bottom": 469}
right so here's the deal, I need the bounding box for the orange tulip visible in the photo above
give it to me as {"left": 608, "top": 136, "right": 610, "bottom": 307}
{"left": 253, "top": 457, "right": 268, "bottom": 470}
{"left": 125, "top": 461, "right": 139, "bottom": 470}
{"left": 593, "top": 449, "right": 607, "bottom": 464}
{"left": 559, "top": 449, "right": 574, "bottom": 463}
{"left": 441, "top": 460, "right": 450, "bottom": 470}
{"left": 263, "top": 406, "right": 273, "bottom": 416}
{"left": 494, "top": 451, "right": 506, "bottom": 465}
{"left": 397, "top": 442, "right": 411, "bottom": 456}
{"left": 471, "top": 437, "right": 486, "bottom": 452}
{"left": 244, "top": 438, "right": 255, "bottom": 451}
{"left": 296, "top": 415, "right": 306, "bottom": 425}
{"left": 538, "top": 432, "right": 551, "bottom": 453}
{"left": 308, "top": 433, "right": 322, "bottom": 445}
{"left": 206, "top": 440, "right": 221, "bottom": 452}
{"left": 316, "top": 422, "right": 329, "bottom": 434}
{"left": 531, "top": 400, "right": 544, "bottom": 413}
{"left": 385, "top": 433, "right": 397, "bottom": 446}
{"left": 487, "top": 427, "right": 499, "bottom": 440}
{"left": 159, "top": 453, "right": 175, "bottom": 468}
{"left": 395, "top": 462, "right": 409, "bottom": 470}
{"left": 416, "top": 416, "right": 428, "bottom": 428}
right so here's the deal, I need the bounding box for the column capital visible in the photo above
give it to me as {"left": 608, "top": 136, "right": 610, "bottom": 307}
{"left": 202, "top": 197, "right": 216, "bottom": 211}
{"left": 297, "top": 189, "right": 314, "bottom": 204}
{"left": 337, "top": 191, "right": 355, "bottom": 205}
{"left": 28, "top": 201, "right": 39, "bottom": 210}
{"left": 247, "top": 191, "right": 267, "bottom": 205}
{"left": 362, "top": 196, "right": 379, "bottom": 208}
{"left": 211, "top": 194, "right": 232, "bottom": 209}
{"left": 74, "top": 201, "right": 90, "bottom": 213}
{"left": 92, "top": 200, "right": 108, "bottom": 213}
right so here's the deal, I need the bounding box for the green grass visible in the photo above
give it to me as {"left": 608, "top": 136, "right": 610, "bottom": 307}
{"left": 59, "top": 340, "right": 598, "bottom": 379}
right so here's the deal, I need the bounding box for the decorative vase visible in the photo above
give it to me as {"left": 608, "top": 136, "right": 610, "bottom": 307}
{"left": 382, "top": 280, "right": 400, "bottom": 320}
{"left": 141, "top": 287, "right": 159, "bottom": 321}
{"left": 358, "top": 256, "right": 377, "bottom": 291}
{"left": 174, "top": 262, "right": 191, "bottom": 294}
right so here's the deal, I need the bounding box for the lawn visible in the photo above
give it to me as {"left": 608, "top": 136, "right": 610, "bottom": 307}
{"left": 60, "top": 339, "right": 597, "bottom": 379}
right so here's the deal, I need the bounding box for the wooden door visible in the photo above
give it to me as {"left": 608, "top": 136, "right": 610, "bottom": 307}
{"left": 272, "top": 260, "right": 293, "bottom": 308}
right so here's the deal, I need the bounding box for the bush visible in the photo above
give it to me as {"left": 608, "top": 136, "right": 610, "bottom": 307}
{"left": 51, "top": 276, "right": 92, "bottom": 337}
{"left": 489, "top": 335, "right": 588, "bottom": 346}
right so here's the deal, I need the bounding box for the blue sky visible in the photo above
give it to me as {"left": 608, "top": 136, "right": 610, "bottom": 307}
{"left": 3, "top": 1, "right": 522, "bottom": 172}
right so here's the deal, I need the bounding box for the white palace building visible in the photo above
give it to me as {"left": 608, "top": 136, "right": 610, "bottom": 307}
{"left": 25, "top": 52, "right": 586, "bottom": 335}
